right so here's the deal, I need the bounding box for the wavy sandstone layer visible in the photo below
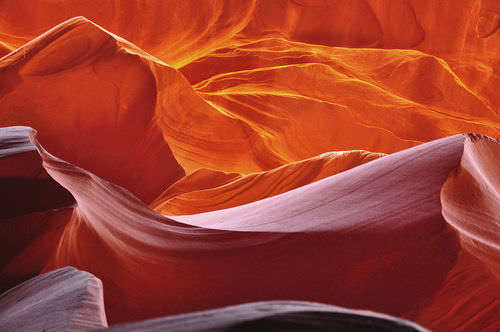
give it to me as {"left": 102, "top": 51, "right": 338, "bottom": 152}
{"left": 1, "top": 126, "right": 499, "bottom": 331}
{"left": 151, "top": 150, "right": 384, "bottom": 215}
{"left": 1, "top": 2, "right": 500, "bottom": 331}
{"left": 2, "top": 16, "right": 499, "bottom": 174}
{"left": 0, "top": 267, "right": 107, "bottom": 331}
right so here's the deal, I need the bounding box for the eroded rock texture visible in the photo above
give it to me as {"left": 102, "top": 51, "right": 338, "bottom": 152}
{"left": 1, "top": 1, "right": 500, "bottom": 331}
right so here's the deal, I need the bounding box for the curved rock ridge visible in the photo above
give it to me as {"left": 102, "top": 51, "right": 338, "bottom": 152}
{"left": 10, "top": 127, "right": 494, "bottom": 330}
{"left": 170, "top": 134, "right": 464, "bottom": 231}
{"left": 0, "top": 267, "right": 108, "bottom": 331}
{"left": 0, "top": 126, "right": 74, "bottom": 293}
{"left": 0, "top": 16, "right": 300, "bottom": 176}
{"left": 0, "top": 126, "right": 74, "bottom": 218}
{"left": 2, "top": 16, "right": 499, "bottom": 177}
{"left": 0, "top": 126, "right": 36, "bottom": 158}
{"left": 98, "top": 301, "right": 429, "bottom": 332}
{"left": 152, "top": 150, "right": 384, "bottom": 215}
{"left": 441, "top": 134, "right": 500, "bottom": 278}
{"left": 1, "top": 3, "right": 500, "bottom": 331}
{"left": 0, "top": 126, "right": 499, "bottom": 331}
{"left": 0, "top": 17, "right": 185, "bottom": 203}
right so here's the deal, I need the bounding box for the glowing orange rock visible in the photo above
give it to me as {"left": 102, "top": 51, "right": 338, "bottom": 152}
{"left": 2, "top": 10, "right": 500, "bottom": 173}
{"left": 0, "top": 0, "right": 255, "bottom": 68}
{"left": 0, "top": 17, "right": 297, "bottom": 175}
{"left": 152, "top": 150, "right": 383, "bottom": 215}
{"left": 1, "top": 1, "right": 500, "bottom": 330}
{"left": 182, "top": 39, "right": 500, "bottom": 158}
{"left": 0, "top": 18, "right": 185, "bottom": 203}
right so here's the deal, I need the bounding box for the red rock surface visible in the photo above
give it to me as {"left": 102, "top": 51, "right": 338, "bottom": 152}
{"left": 1, "top": 1, "right": 500, "bottom": 331}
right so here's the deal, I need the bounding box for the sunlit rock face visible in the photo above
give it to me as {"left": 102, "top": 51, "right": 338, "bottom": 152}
{"left": 0, "top": 1, "right": 499, "bottom": 331}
